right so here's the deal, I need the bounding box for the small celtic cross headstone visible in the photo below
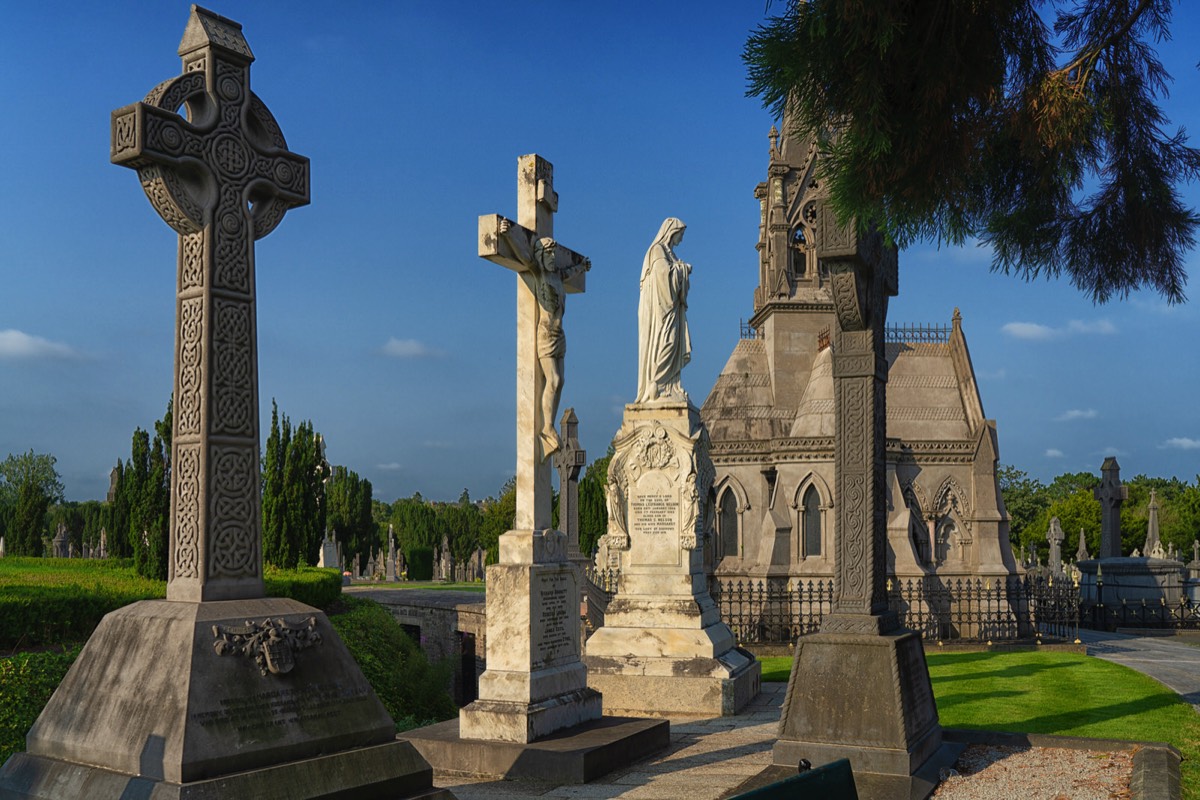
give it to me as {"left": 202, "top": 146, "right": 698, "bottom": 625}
{"left": 1094, "top": 457, "right": 1128, "bottom": 559}
{"left": 111, "top": 5, "right": 309, "bottom": 602}
{"left": 554, "top": 407, "right": 586, "bottom": 559}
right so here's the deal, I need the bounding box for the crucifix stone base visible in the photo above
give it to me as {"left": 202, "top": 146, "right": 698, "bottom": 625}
{"left": 584, "top": 401, "right": 760, "bottom": 717}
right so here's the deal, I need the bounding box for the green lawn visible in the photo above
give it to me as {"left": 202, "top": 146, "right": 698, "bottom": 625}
{"left": 351, "top": 580, "right": 486, "bottom": 593}
{"left": 760, "top": 650, "right": 1200, "bottom": 799}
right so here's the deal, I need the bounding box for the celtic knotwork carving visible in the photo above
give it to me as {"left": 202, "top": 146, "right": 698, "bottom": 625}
{"left": 213, "top": 616, "right": 321, "bottom": 676}
{"left": 841, "top": 473, "right": 867, "bottom": 600}
{"left": 208, "top": 446, "right": 259, "bottom": 578}
{"left": 841, "top": 379, "right": 867, "bottom": 467}
{"left": 214, "top": 185, "right": 251, "bottom": 293}
{"left": 180, "top": 230, "right": 206, "bottom": 291}
{"left": 252, "top": 195, "right": 289, "bottom": 240}
{"left": 139, "top": 165, "right": 204, "bottom": 234}
{"left": 212, "top": 299, "right": 254, "bottom": 437}
{"left": 829, "top": 267, "right": 866, "bottom": 331}
{"left": 185, "top": 57, "right": 206, "bottom": 74}
{"left": 248, "top": 93, "right": 287, "bottom": 149}
{"left": 176, "top": 298, "right": 203, "bottom": 436}
{"left": 112, "top": 110, "right": 137, "bottom": 160}
{"left": 173, "top": 444, "right": 201, "bottom": 578}
{"left": 145, "top": 72, "right": 206, "bottom": 115}
{"left": 210, "top": 133, "right": 250, "bottom": 179}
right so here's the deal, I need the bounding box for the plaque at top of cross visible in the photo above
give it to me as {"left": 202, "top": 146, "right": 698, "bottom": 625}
{"left": 479, "top": 155, "right": 590, "bottom": 534}
{"left": 111, "top": 5, "right": 309, "bottom": 602}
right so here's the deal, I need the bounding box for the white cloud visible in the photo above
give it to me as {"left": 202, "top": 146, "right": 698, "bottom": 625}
{"left": 1045, "top": 448, "right": 1065, "bottom": 458}
{"left": 380, "top": 337, "right": 441, "bottom": 358}
{"left": 1161, "top": 437, "right": 1200, "bottom": 450}
{"left": 0, "top": 329, "right": 78, "bottom": 360}
{"left": 1001, "top": 319, "right": 1117, "bottom": 341}
{"left": 1055, "top": 409, "right": 1098, "bottom": 422}
{"left": 1001, "top": 322, "right": 1056, "bottom": 341}
{"left": 1066, "top": 319, "right": 1117, "bottom": 335}
{"left": 375, "top": 462, "right": 403, "bottom": 471}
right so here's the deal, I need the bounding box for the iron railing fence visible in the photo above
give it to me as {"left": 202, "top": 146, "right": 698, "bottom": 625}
{"left": 1082, "top": 596, "right": 1200, "bottom": 631}
{"left": 706, "top": 575, "right": 1081, "bottom": 644}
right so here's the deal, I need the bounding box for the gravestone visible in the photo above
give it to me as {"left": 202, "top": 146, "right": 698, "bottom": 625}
{"left": 1145, "top": 490, "right": 1163, "bottom": 558}
{"left": 387, "top": 526, "right": 398, "bottom": 582}
{"left": 584, "top": 219, "right": 760, "bottom": 717}
{"left": 772, "top": 203, "right": 954, "bottom": 797}
{"left": 553, "top": 407, "right": 588, "bottom": 566}
{"left": 98, "top": 529, "right": 107, "bottom": 559}
{"left": 317, "top": 530, "right": 338, "bottom": 569}
{"left": 1076, "top": 528, "right": 1091, "bottom": 562}
{"left": 403, "top": 155, "right": 666, "bottom": 783}
{"left": 1095, "top": 457, "right": 1128, "bottom": 559}
{"left": 0, "top": 537, "right": 5, "bottom": 559}
{"left": 52, "top": 523, "right": 68, "bottom": 559}
{"left": 1047, "top": 517, "right": 1065, "bottom": 575}
{"left": 0, "top": 10, "right": 451, "bottom": 799}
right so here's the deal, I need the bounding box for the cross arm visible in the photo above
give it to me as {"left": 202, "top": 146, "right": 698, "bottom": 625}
{"left": 478, "top": 214, "right": 588, "bottom": 293}
{"left": 111, "top": 103, "right": 200, "bottom": 171}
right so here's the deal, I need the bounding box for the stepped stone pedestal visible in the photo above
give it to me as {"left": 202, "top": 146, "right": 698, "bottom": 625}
{"left": 585, "top": 401, "right": 760, "bottom": 717}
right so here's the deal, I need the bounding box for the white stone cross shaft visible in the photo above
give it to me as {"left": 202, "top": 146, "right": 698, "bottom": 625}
{"left": 478, "top": 155, "right": 589, "bottom": 532}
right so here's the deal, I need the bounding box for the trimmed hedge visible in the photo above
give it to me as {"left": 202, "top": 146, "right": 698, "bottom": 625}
{"left": 0, "top": 559, "right": 343, "bottom": 651}
{"left": 263, "top": 566, "right": 342, "bottom": 610}
{"left": 0, "top": 647, "right": 80, "bottom": 765}
{"left": 328, "top": 597, "right": 457, "bottom": 730}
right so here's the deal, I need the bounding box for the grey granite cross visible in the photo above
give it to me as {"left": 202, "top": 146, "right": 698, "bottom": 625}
{"left": 1094, "top": 457, "right": 1128, "bottom": 559}
{"left": 553, "top": 407, "right": 587, "bottom": 560}
{"left": 111, "top": 6, "right": 309, "bottom": 602}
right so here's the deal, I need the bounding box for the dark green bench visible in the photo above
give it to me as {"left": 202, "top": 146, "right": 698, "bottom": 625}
{"left": 729, "top": 758, "right": 858, "bottom": 800}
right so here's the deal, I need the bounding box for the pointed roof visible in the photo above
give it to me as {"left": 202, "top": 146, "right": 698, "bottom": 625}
{"left": 179, "top": 5, "right": 254, "bottom": 62}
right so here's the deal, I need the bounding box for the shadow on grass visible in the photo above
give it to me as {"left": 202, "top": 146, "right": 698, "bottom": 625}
{"left": 934, "top": 689, "right": 1026, "bottom": 710}
{"left": 951, "top": 691, "right": 1183, "bottom": 735}
{"left": 929, "top": 658, "right": 1078, "bottom": 684}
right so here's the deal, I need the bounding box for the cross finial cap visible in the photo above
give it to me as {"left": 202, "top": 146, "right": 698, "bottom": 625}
{"left": 179, "top": 5, "right": 254, "bottom": 62}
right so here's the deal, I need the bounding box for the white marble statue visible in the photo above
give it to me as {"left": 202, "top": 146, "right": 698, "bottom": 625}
{"left": 636, "top": 217, "right": 692, "bottom": 403}
{"left": 499, "top": 219, "right": 590, "bottom": 458}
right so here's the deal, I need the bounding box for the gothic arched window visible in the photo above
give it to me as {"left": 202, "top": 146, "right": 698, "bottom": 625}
{"left": 718, "top": 489, "right": 739, "bottom": 560}
{"left": 802, "top": 485, "right": 822, "bottom": 557}
{"left": 790, "top": 227, "right": 808, "bottom": 278}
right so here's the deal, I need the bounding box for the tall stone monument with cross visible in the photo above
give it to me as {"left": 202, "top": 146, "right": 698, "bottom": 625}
{"left": 1095, "top": 457, "right": 1128, "bottom": 559}
{"left": 0, "top": 9, "right": 451, "bottom": 799}
{"left": 461, "top": 154, "right": 601, "bottom": 742}
{"left": 553, "top": 407, "right": 589, "bottom": 566}
{"left": 403, "top": 156, "right": 666, "bottom": 782}
{"left": 772, "top": 198, "right": 954, "bottom": 797}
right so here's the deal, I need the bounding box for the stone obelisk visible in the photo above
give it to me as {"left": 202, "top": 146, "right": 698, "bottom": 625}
{"left": 0, "top": 8, "right": 451, "bottom": 799}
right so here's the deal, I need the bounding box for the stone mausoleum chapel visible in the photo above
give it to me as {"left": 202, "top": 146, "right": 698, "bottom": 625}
{"left": 700, "top": 121, "right": 1019, "bottom": 588}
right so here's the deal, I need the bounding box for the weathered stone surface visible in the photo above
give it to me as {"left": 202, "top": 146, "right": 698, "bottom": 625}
{"left": 587, "top": 400, "right": 760, "bottom": 717}
{"left": 403, "top": 716, "right": 668, "bottom": 785}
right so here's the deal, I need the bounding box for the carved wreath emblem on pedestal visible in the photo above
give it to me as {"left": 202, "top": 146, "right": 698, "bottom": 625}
{"left": 212, "top": 616, "right": 322, "bottom": 676}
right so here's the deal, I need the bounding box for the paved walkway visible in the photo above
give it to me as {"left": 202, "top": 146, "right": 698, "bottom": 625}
{"left": 1076, "top": 629, "right": 1200, "bottom": 709}
{"left": 437, "top": 684, "right": 787, "bottom": 800}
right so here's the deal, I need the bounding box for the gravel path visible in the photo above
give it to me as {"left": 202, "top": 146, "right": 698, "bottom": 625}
{"left": 933, "top": 745, "right": 1132, "bottom": 800}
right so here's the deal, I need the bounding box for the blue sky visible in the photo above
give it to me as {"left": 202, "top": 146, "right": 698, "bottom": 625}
{"left": 2, "top": 3, "right": 1199, "bottom": 503}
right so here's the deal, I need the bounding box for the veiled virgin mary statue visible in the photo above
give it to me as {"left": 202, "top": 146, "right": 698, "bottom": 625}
{"left": 636, "top": 217, "right": 691, "bottom": 403}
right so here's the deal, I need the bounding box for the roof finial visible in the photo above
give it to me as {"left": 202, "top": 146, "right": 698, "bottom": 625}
{"left": 768, "top": 125, "right": 779, "bottom": 158}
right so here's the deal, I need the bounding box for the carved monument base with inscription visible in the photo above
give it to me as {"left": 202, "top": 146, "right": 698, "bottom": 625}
{"left": 773, "top": 624, "right": 961, "bottom": 799}
{"left": 0, "top": 598, "right": 453, "bottom": 800}
{"left": 585, "top": 402, "right": 760, "bottom": 717}
{"left": 461, "top": 530, "right": 601, "bottom": 743}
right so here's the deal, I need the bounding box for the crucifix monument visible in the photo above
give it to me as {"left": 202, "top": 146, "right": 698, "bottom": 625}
{"left": 460, "top": 154, "right": 600, "bottom": 742}
{"left": 0, "top": 9, "right": 451, "bottom": 799}
{"left": 772, "top": 200, "right": 954, "bottom": 797}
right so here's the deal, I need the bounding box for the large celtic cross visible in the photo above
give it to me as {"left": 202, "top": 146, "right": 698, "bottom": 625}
{"left": 111, "top": 6, "right": 309, "bottom": 602}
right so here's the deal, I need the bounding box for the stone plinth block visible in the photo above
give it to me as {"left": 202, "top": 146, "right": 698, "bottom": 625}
{"left": 587, "top": 401, "right": 761, "bottom": 717}
{"left": 461, "top": 532, "right": 600, "bottom": 743}
{"left": 402, "top": 716, "right": 669, "bottom": 784}
{"left": 0, "top": 598, "right": 452, "bottom": 800}
{"left": 773, "top": 629, "right": 955, "bottom": 797}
